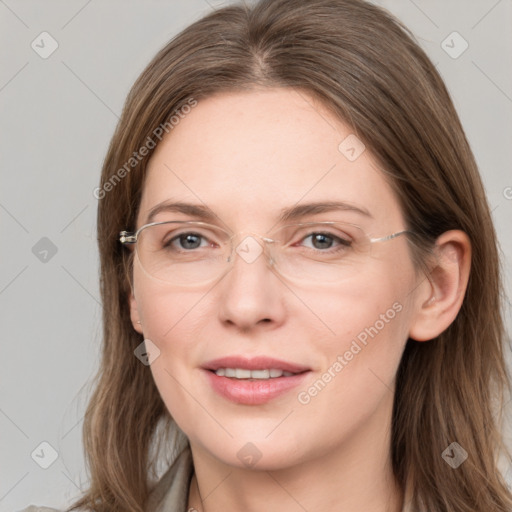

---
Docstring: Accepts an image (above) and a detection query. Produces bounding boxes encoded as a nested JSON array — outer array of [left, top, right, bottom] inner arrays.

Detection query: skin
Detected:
[[128, 88, 471, 512]]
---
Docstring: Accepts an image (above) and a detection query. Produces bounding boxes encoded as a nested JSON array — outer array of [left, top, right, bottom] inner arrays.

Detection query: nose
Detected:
[[216, 234, 286, 331]]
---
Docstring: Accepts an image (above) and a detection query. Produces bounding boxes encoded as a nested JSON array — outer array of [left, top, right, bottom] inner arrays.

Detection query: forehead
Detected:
[[138, 88, 403, 230]]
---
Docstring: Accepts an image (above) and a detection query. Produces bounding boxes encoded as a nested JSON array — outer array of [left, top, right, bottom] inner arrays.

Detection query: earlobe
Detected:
[[408, 230, 471, 342], [129, 288, 144, 335]]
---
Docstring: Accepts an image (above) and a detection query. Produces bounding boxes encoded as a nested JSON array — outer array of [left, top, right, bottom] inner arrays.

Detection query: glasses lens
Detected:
[[269, 222, 371, 284], [136, 222, 230, 285], [134, 221, 374, 286]]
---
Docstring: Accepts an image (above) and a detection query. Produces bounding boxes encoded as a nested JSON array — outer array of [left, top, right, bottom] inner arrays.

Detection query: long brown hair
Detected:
[[68, 0, 512, 510]]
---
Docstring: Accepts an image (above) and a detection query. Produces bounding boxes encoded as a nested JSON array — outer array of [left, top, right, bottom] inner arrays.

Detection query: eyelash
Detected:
[[299, 232, 352, 251], [165, 231, 353, 252]]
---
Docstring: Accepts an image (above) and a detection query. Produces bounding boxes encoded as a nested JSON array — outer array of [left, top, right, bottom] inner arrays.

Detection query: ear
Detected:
[[129, 284, 144, 335], [408, 230, 471, 342], [124, 248, 144, 335]]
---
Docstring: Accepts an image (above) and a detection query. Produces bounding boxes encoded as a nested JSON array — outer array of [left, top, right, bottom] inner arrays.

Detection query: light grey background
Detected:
[[1, 0, 511, 510]]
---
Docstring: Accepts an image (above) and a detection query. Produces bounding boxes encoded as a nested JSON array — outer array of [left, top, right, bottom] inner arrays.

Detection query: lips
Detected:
[[202, 355, 311, 405], [202, 356, 310, 374]]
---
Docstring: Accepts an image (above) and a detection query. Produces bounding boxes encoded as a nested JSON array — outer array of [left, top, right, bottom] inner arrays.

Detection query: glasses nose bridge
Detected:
[[227, 229, 278, 266]]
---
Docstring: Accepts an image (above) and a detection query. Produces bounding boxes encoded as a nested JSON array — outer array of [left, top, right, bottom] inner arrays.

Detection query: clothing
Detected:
[[147, 443, 194, 512]]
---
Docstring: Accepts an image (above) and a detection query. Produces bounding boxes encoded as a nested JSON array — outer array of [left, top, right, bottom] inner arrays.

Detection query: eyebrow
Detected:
[[278, 201, 372, 223], [145, 200, 372, 226]]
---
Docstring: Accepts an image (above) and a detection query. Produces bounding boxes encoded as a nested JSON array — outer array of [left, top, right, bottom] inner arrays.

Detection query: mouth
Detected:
[[202, 356, 311, 405], [209, 368, 299, 380]]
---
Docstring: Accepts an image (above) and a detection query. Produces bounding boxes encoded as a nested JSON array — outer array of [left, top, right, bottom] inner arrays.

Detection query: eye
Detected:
[[165, 232, 212, 251], [300, 231, 352, 251]]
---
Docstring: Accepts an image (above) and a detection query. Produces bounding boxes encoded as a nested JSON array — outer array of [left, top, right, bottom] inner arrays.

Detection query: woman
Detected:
[[22, 0, 512, 511]]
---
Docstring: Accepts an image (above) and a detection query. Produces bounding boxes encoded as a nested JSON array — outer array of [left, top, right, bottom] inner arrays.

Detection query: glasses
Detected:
[[119, 220, 410, 286]]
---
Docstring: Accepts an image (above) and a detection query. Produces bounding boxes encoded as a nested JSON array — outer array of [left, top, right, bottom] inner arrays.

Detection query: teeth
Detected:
[[252, 369, 270, 379], [235, 368, 251, 379], [214, 368, 295, 379]]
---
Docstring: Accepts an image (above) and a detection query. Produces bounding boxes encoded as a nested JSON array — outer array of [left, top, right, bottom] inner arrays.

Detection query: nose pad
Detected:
[[263, 239, 279, 270]]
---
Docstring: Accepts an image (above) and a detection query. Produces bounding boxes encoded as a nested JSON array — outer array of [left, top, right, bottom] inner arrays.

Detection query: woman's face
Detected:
[[129, 88, 424, 470]]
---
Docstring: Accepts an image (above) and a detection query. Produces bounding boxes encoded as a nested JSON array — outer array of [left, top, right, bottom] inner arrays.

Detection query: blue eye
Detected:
[[301, 232, 352, 251], [166, 232, 210, 251]]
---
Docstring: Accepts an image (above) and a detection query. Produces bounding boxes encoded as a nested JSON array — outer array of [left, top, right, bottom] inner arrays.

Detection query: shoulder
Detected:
[[17, 507, 62, 512], [18, 444, 193, 512], [147, 442, 194, 512]]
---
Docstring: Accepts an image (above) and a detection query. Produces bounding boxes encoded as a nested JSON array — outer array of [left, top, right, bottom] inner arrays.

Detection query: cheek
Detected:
[[291, 293, 408, 446], [133, 259, 210, 344], [132, 269, 218, 386], [133, 277, 210, 425], [307, 267, 407, 340], [306, 267, 413, 386]]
